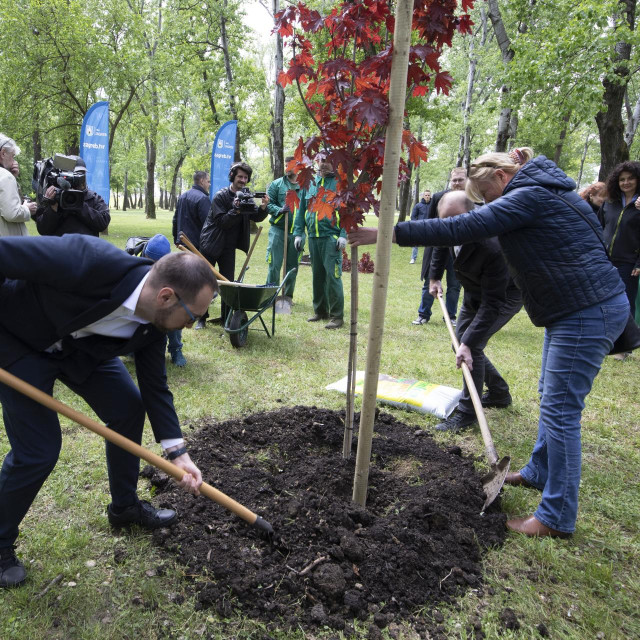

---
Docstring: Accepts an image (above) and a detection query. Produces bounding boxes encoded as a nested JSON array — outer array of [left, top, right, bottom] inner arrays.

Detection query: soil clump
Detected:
[[144, 406, 507, 633]]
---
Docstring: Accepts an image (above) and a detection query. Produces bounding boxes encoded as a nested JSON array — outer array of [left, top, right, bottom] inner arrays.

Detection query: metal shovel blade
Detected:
[[274, 296, 292, 314], [481, 456, 511, 511]]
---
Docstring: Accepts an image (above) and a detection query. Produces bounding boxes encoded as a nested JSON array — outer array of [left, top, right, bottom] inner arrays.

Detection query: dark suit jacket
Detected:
[[429, 239, 521, 348], [420, 189, 447, 281], [0, 234, 181, 442]]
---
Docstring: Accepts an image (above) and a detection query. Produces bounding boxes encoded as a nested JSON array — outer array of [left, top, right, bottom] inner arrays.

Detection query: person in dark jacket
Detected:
[[428, 191, 522, 432], [348, 149, 628, 539], [33, 156, 110, 237], [600, 162, 640, 321], [200, 161, 268, 322], [409, 189, 430, 264], [0, 235, 217, 587], [172, 170, 211, 329], [412, 168, 463, 326]]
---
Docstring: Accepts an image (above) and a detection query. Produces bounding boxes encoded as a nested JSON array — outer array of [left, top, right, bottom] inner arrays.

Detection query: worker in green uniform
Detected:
[[293, 159, 346, 329], [265, 156, 301, 301]]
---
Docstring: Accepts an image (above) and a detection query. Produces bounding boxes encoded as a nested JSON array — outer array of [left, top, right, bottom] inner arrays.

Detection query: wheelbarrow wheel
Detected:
[[229, 310, 249, 348]]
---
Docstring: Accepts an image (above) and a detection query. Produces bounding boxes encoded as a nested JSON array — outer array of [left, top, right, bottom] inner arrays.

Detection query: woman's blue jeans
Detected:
[[519, 293, 629, 533]]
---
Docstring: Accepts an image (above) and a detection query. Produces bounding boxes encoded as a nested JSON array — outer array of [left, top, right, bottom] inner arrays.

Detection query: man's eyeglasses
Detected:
[[174, 291, 218, 325]]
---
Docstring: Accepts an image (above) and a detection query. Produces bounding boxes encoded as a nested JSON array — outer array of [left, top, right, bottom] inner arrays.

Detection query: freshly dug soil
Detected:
[[144, 406, 507, 634]]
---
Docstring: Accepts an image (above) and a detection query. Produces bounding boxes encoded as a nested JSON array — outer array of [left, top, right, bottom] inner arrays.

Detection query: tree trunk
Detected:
[[352, 0, 413, 508], [220, 0, 240, 161], [145, 133, 157, 219], [170, 156, 185, 210], [123, 170, 130, 211], [553, 113, 571, 165], [487, 0, 516, 152], [596, 0, 636, 179], [397, 162, 412, 222], [576, 133, 592, 191], [32, 129, 42, 161], [271, 0, 285, 179], [343, 245, 359, 459]]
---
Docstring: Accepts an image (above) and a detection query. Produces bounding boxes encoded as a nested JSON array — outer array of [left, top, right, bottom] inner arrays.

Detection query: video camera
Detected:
[[33, 153, 87, 213], [233, 188, 266, 214]]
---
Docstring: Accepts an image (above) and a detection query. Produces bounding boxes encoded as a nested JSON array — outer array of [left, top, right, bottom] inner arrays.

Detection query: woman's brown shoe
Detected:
[[506, 515, 571, 539], [505, 472, 534, 488]]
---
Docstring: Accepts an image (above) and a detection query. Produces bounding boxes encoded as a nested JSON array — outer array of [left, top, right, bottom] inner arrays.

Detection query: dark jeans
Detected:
[[612, 260, 639, 317], [167, 330, 183, 354], [0, 354, 146, 548], [455, 293, 523, 415], [418, 254, 460, 320]]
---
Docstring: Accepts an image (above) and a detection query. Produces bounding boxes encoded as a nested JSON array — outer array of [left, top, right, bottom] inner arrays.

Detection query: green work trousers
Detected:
[[309, 235, 344, 320], [266, 225, 300, 297]]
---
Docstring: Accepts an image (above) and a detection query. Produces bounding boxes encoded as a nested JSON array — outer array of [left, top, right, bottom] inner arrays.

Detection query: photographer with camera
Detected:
[[33, 155, 110, 237], [0, 133, 37, 237], [200, 161, 269, 321]]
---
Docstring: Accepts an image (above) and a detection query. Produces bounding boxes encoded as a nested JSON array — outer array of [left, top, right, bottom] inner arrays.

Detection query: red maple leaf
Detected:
[[285, 190, 300, 212], [412, 85, 429, 98], [434, 71, 453, 95], [309, 187, 337, 221]]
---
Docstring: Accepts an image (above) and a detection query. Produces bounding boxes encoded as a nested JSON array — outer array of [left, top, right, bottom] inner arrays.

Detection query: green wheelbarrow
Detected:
[[218, 269, 296, 348]]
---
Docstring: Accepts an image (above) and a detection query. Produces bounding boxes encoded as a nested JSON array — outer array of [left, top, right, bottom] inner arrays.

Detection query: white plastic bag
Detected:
[[326, 371, 461, 419]]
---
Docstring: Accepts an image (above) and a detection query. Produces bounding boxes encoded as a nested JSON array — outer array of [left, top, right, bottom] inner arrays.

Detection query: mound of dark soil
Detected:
[[144, 406, 506, 634]]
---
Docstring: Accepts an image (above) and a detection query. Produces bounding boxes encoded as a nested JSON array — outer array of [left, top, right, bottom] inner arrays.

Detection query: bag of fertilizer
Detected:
[[326, 371, 461, 419]]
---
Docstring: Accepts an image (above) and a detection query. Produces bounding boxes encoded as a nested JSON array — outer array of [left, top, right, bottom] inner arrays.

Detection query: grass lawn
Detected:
[[1, 208, 639, 639]]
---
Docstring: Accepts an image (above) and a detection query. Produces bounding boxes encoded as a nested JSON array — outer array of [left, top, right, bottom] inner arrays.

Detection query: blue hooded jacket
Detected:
[[395, 156, 624, 326]]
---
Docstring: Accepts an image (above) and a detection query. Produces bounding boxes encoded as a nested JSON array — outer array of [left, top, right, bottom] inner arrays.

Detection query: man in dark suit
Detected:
[[0, 234, 217, 587], [409, 189, 431, 264], [428, 191, 522, 432], [412, 167, 464, 326]]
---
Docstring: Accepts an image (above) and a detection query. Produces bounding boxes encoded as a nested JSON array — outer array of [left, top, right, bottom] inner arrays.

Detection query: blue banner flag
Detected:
[[210, 120, 237, 201], [80, 101, 110, 205]]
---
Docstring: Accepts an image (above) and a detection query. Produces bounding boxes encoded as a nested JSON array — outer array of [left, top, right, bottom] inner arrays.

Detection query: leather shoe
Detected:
[[307, 314, 327, 322], [434, 410, 476, 432], [506, 515, 571, 539], [0, 546, 26, 588], [107, 500, 177, 529], [194, 318, 207, 330], [325, 318, 343, 329], [504, 471, 536, 488], [481, 391, 512, 409]]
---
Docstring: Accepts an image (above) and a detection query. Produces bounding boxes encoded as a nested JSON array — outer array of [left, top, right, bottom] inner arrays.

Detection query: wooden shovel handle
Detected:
[[238, 226, 262, 282], [178, 232, 230, 282], [0, 367, 259, 525], [437, 295, 499, 465]]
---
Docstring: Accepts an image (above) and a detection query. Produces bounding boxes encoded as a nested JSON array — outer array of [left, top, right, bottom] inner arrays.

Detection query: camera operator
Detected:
[[0, 133, 37, 237], [200, 161, 269, 321], [34, 155, 110, 237]]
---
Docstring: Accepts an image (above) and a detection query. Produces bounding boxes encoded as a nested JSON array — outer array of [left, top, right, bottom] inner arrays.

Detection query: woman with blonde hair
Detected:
[[0, 134, 37, 236], [349, 148, 628, 538]]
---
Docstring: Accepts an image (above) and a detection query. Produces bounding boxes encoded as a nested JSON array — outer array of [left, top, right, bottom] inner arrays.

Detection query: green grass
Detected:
[[1, 209, 639, 639]]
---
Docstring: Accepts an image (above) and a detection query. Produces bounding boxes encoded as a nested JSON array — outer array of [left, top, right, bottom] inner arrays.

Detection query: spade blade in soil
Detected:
[[481, 456, 510, 511]]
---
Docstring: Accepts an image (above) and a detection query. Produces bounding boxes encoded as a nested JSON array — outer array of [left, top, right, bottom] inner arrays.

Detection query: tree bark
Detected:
[[271, 0, 285, 179], [352, 0, 413, 507], [596, 0, 636, 179], [123, 170, 130, 211], [145, 132, 157, 219], [220, 0, 240, 160], [553, 112, 571, 165]]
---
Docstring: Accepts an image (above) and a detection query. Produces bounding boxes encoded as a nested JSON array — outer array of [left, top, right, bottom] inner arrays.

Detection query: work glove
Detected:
[[336, 237, 347, 251], [279, 205, 290, 215], [294, 236, 304, 252]]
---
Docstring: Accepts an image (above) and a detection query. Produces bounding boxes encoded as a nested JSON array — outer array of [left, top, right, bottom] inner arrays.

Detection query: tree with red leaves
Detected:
[[275, 0, 473, 463], [275, 0, 474, 230]]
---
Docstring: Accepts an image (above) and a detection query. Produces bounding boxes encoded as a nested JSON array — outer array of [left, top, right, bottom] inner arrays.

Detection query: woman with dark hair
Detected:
[[349, 149, 628, 538], [579, 181, 607, 214], [601, 162, 640, 326]]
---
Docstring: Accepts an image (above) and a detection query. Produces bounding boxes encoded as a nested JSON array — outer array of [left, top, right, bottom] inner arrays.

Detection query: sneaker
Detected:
[[481, 391, 512, 409], [451, 318, 457, 328], [307, 314, 326, 322], [0, 546, 26, 588], [434, 410, 477, 432], [107, 500, 177, 529], [412, 317, 429, 325], [612, 352, 629, 361], [170, 350, 187, 367], [409, 259, 416, 264], [325, 318, 344, 329], [194, 318, 207, 330]]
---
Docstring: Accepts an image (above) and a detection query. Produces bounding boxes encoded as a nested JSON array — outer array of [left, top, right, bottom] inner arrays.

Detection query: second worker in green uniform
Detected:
[[265, 157, 301, 301], [293, 159, 346, 329]]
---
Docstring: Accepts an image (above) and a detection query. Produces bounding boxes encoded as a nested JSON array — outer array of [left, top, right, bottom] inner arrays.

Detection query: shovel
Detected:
[[0, 367, 274, 537], [437, 295, 510, 510], [274, 210, 292, 314]]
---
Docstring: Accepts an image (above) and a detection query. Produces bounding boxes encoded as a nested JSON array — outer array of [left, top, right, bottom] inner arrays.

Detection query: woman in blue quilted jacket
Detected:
[[349, 149, 629, 538]]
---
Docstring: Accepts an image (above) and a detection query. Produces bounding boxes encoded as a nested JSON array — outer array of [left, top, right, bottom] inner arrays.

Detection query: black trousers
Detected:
[[455, 292, 523, 415], [210, 248, 236, 321], [0, 354, 146, 548]]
